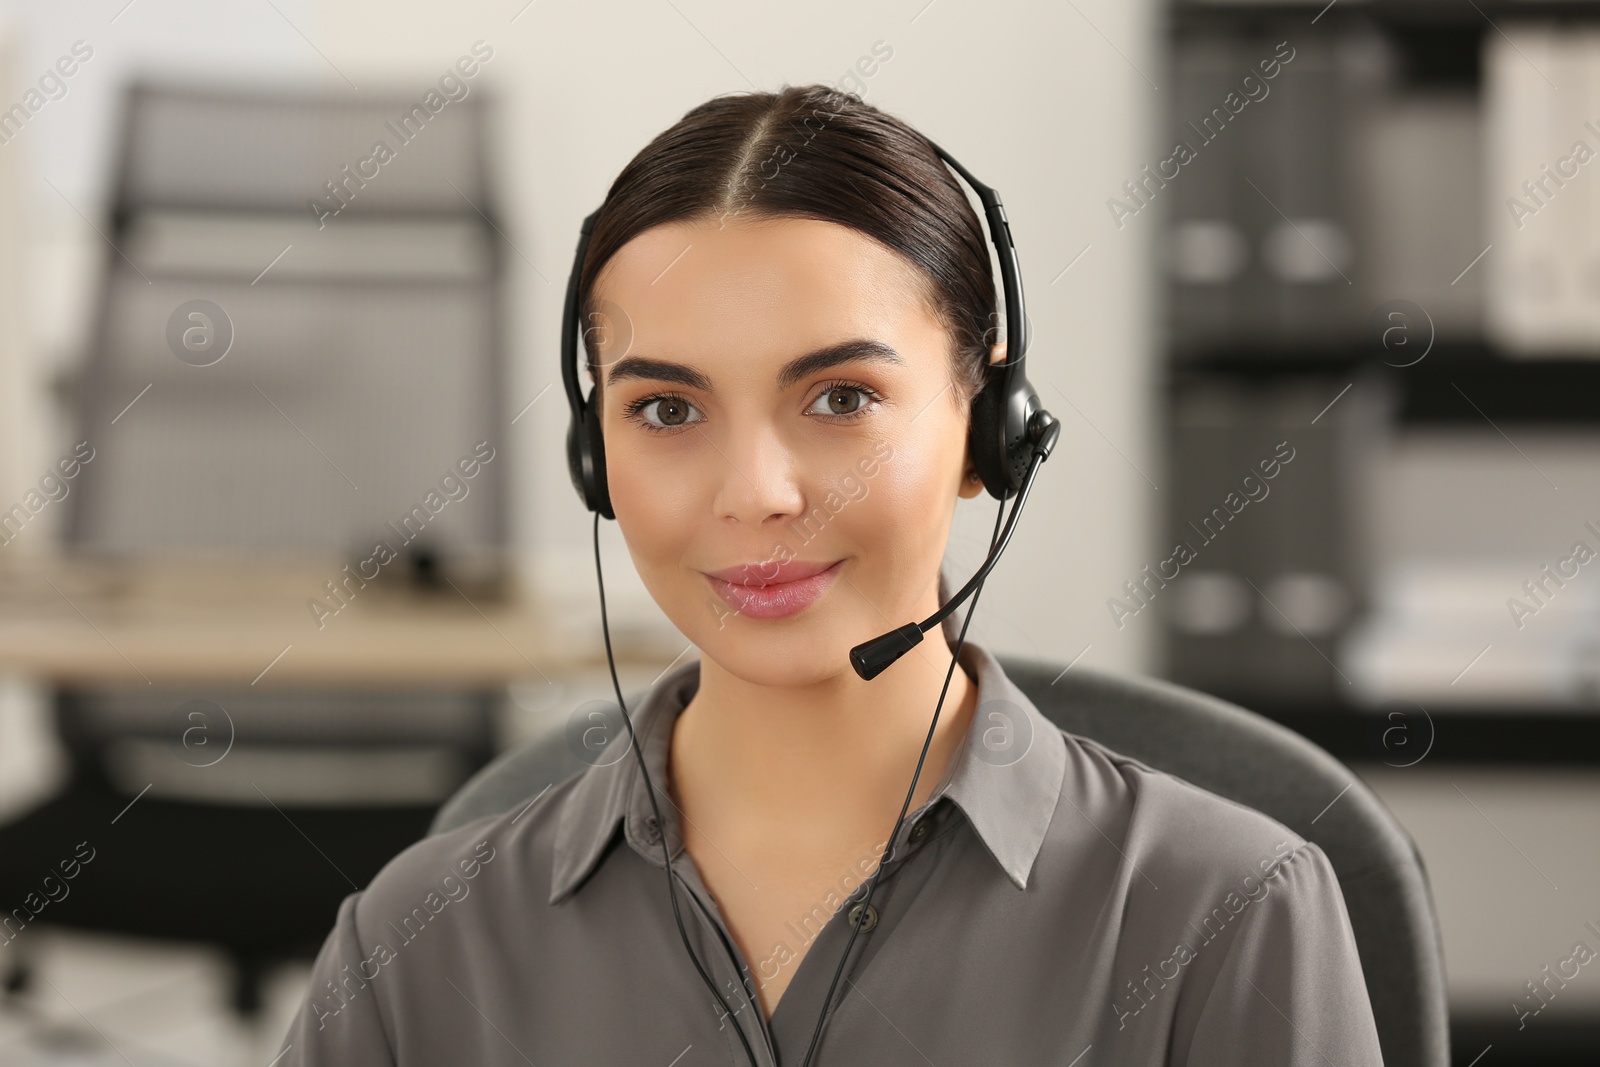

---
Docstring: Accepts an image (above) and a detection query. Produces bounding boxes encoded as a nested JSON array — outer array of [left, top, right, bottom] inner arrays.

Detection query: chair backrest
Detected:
[[52, 80, 512, 800], [66, 80, 508, 573], [432, 653, 1449, 1067]]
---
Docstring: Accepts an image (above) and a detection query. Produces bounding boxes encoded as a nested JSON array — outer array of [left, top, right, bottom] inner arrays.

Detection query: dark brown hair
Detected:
[[579, 84, 996, 413]]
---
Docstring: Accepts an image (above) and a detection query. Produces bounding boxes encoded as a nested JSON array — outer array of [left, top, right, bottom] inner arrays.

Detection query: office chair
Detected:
[[0, 79, 508, 1017], [430, 654, 1451, 1067]]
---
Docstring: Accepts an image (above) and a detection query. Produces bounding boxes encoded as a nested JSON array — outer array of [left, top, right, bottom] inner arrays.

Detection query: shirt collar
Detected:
[[550, 566, 1067, 905]]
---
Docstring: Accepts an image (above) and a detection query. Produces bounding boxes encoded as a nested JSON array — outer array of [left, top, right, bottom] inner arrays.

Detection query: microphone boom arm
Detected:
[[849, 408, 1061, 680]]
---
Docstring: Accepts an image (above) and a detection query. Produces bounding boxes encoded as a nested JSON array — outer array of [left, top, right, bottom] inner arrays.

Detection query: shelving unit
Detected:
[[1157, 11, 1600, 1058], [1176, 346, 1600, 425], [1156, 1, 1600, 766]]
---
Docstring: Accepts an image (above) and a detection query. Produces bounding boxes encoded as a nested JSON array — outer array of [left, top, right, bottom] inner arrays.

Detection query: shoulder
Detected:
[[343, 769, 579, 940], [276, 771, 595, 1063], [1049, 726, 1312, 894], [1040, 727, 1378, 1045]]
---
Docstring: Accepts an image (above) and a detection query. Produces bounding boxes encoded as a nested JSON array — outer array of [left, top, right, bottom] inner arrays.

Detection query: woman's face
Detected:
[[590, 214, 990, 686]]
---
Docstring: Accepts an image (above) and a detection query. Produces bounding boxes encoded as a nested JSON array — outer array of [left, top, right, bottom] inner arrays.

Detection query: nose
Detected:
[[708, 418, 806, 528]]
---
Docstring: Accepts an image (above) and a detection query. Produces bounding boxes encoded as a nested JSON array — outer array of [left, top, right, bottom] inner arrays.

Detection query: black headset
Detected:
[[561, 136, 1059, 1067]]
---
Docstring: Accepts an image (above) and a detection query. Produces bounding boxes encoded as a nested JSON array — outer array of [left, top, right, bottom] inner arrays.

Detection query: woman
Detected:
[[279, 84, 1383, 1066]]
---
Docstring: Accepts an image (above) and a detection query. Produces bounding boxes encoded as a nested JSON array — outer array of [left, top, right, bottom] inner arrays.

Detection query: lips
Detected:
[[702, 559, 844, 620], [704, 559, 842, 586]]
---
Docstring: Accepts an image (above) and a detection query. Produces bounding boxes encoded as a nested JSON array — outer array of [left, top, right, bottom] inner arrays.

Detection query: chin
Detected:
[[686, 605, 863, 688]]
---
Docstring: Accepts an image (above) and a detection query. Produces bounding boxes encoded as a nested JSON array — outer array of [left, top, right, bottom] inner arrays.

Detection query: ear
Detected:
[[957, 343, 1010, 499], [958, 465, 986, 499]]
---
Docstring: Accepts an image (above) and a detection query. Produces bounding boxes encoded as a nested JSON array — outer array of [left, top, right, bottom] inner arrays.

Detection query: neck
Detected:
[[669, 623, 980, 851]]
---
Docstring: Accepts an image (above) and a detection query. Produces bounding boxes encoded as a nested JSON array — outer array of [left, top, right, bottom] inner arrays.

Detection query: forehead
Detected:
[[591, 216, 942, 379]]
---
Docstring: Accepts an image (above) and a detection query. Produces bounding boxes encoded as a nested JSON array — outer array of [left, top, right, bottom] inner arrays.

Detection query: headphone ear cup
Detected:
[[564, 412, 590, 512], [968, 362, 1041, 500], [566, 385, 615, 519], [967, 370, 1009, 499], [584, 386, 614, 520]]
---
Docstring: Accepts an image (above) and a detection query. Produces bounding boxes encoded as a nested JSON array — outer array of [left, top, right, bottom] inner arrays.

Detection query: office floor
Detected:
[[0, 928, 309, 1067]]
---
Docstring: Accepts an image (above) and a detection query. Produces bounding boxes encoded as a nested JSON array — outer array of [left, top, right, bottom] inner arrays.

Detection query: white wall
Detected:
[[3, 0, 1161, 676], [0, 0, 318, 541], [0, 15, 35, 522]]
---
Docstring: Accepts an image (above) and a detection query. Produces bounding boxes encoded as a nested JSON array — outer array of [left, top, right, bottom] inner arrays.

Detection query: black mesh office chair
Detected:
[[0, 79, 509, 1016], [430, 654, 1451, 1067]]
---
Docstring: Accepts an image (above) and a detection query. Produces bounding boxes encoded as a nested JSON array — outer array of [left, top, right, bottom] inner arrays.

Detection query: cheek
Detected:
[[605, 439, 725, 629], [836, 433, 960, 557], [609, 453, 699, 560], [866, 427, 960, 509], [613, 488, 730, 643]]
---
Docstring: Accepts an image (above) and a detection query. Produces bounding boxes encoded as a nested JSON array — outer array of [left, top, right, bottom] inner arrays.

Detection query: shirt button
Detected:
[[908, 819, 930, 845], [847, 902, 878, 933], [643, 816, 661, 843]]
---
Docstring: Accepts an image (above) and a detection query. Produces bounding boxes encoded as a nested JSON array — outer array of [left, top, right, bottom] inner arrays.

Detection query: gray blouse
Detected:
[[278, 637, 1384, 1066]]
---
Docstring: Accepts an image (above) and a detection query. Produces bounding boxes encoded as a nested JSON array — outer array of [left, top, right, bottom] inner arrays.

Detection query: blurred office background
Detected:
[[0, 0, 1594, 1064]]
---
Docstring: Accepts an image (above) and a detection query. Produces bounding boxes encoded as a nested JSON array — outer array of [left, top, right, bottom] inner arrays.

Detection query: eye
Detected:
[[807, 381, 884, 420], [624, 393, 705, 434]]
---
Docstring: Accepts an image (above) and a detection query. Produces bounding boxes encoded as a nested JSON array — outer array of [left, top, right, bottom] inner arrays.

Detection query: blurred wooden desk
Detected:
[[0, 556, 669, 688]]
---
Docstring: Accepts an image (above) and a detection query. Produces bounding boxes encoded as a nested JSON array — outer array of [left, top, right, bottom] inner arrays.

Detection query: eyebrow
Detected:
[[602, 338, 905, 393]]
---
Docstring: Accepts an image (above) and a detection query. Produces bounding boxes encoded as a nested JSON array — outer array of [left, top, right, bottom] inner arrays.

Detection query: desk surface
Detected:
[[0, 555, 672, 687]]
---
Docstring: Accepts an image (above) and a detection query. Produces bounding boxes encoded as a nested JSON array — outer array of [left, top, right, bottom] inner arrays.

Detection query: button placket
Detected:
[[668, 842, 780, 1067]]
